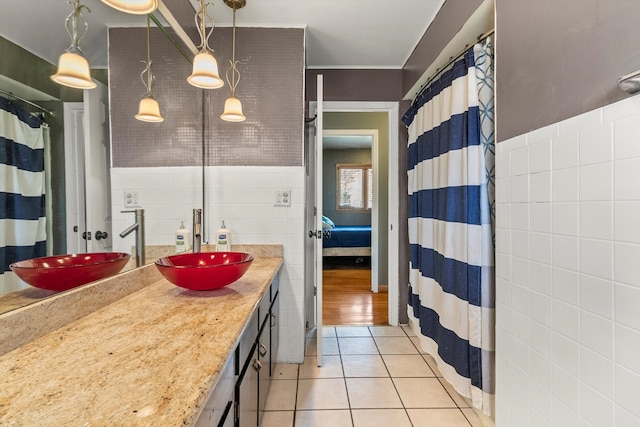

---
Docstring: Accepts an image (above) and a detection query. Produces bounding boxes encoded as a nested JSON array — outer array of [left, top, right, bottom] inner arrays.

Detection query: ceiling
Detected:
[[0, 0, 444, 70], [324, 134, 372, 150]]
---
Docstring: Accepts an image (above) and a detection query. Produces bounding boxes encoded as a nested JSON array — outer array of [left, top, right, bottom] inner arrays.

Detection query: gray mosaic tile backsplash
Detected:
[[109, 27, 304, 167]]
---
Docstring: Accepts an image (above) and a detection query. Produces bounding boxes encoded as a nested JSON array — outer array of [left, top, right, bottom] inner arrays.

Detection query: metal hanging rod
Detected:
[[415, 29, 495, 100], [0, 88, 55, 117], [148, 12, 192, 64]]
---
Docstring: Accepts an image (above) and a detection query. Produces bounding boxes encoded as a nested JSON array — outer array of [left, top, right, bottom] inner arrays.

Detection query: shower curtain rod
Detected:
[[0, 88, 55, 117], [415, 28, 495, 101]]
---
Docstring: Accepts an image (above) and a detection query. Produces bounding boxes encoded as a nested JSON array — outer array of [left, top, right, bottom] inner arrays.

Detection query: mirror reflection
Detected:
[[0, 1, 182, 315]]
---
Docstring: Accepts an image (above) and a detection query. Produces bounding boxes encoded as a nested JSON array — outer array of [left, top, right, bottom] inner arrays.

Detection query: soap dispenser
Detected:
[[175, 221, 190, 253], [215, 221, 231, 252]]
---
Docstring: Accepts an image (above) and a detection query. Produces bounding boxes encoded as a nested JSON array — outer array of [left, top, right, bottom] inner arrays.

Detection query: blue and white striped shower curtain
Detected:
[[402, 41, 495, 416], [0, 96, 48, 293]]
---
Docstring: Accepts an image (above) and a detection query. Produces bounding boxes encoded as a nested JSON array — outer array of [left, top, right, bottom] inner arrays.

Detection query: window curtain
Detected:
[[0, 96, 48, 294], [402, 39, 495, 416]]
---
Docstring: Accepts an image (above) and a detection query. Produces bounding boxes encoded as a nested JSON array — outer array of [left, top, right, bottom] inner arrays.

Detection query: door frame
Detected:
[[308, 100, 400, 327], [64, 102, 86, 254]]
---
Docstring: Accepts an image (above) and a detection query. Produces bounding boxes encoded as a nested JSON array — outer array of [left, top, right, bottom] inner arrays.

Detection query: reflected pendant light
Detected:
[[135, 16, 164, 123], [51, 0, 96, 89], [220, 0, 246, 122], [187, 0, 224, 89], [100, 0, 158, 15]]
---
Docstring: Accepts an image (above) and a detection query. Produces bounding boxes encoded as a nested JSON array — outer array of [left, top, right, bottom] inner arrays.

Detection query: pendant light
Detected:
[[100, 0, 158, 15], [51, 0, 96, 90], [220, 0, 246, 122], [187, 0, 224, 89], [135, 16, 164, 123]]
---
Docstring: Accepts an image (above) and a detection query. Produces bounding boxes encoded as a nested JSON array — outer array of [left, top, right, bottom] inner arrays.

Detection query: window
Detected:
[[336, 164, 372, 211]]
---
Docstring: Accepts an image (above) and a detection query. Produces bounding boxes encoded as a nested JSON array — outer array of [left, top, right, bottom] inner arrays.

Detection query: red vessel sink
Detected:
[[10, 252, 131, 292], [155, 252, 254, 291]]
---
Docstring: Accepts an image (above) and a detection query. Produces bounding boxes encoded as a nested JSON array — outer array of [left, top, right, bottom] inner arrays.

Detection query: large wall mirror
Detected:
[[0, 1, 192, 314]]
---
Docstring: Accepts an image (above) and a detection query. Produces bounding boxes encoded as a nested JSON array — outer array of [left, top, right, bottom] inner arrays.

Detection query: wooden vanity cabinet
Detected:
[[235, 274, 280, 427], [194, 272, 280, 427], [194, 352, 235, 427]]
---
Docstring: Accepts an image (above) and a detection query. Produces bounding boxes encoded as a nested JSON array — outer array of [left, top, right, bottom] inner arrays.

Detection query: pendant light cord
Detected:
[[226, 6, 240, 96], [146, 15, 152, 94], [231, 7, 236, 91], [66, 0, 90, 52], [195, 0, 214, 52]]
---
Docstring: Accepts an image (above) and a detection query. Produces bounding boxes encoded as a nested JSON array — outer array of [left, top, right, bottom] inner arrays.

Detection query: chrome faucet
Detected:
[[120, 209, 145, 267], [193, 208, 202, 253]]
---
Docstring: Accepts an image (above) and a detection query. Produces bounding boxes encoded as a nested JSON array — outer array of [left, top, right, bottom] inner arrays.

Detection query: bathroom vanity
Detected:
[[0, 246, 283, 426], [196, 262, 280, 427]]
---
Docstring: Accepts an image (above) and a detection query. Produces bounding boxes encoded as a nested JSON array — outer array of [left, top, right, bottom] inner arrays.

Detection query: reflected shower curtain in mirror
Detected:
[[0, 96, 48, 294], [402, 40, 495, 416]]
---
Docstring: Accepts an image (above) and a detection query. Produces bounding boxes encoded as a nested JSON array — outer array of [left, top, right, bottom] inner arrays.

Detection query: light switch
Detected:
[[275, 189, 291, 206], [124, 190, 141, 208]]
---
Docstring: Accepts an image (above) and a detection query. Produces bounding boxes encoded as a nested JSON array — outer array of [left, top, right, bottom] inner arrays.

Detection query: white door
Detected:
[[83, 81, 112, 252], [304, 109, 317, 331], [64, 85, 111, 255], [311, 75, 324, 366]]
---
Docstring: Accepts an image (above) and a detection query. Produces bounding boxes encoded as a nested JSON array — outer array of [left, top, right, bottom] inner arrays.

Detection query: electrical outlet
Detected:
[[275, 189, 291, 206], [123, 190, 141, 208]]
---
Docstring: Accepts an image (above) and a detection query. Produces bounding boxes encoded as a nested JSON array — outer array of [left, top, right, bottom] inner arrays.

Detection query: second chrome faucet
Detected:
[[193, 208, 202, 253], [120, 208, 201, 265], [120, 208, 145, 267]]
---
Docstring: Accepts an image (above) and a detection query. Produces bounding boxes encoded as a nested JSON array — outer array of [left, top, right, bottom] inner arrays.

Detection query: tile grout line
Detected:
[[372, 325, 419, 427], [334, 327, 356, 426], [287, 325, 478, 427], [292, 355, 300, 427], [408, 326, 475, 426], [393, 326, 475, 425]]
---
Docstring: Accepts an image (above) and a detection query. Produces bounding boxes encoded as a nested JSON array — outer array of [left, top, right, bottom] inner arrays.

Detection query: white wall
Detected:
[[111, 166, 306, 364], [495, 95, 640, 426]]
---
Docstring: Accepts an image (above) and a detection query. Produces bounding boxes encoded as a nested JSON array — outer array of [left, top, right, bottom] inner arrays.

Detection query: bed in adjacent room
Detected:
[[322, 219, 372, 257]]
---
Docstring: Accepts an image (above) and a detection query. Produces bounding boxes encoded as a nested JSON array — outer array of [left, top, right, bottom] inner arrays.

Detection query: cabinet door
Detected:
[[257, 320, 270, 424], [237, 344, 259, 427], [218, 401, 234, 427], [270, 291, 279, 377], [238, 311, 259, 375], [194, 354, 235, 427]]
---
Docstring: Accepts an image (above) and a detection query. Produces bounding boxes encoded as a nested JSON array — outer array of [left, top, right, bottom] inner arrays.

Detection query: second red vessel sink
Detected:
[[10, 252, 131, 292]]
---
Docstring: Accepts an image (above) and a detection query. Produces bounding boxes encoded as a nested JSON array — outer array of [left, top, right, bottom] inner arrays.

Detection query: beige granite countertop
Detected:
[[0, 255, 282, 426], [0, 287, 57, 315]]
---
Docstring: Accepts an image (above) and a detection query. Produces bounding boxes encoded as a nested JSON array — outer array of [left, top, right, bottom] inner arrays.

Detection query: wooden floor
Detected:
[[322, 268, 388, 326]]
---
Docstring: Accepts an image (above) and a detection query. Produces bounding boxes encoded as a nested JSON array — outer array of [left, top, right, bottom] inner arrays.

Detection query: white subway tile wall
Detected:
[[111, 166, 306, 364], [495, 95, 640, 426]]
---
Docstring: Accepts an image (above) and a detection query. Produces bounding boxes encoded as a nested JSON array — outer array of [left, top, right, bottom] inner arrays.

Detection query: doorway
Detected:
[[305, 100, 400, 331], [322, 128, 385, 325]]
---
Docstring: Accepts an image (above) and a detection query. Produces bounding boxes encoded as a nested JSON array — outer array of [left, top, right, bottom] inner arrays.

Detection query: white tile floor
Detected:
[[262, 325, 485, 427]]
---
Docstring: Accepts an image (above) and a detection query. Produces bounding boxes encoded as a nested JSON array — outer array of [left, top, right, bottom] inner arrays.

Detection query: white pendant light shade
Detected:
[[220, 96, 246, 122], [51, 51, 97, 89], [100, 0, 158, 14], [220, 1, 247, 122], [51, 0, 96, 89], [188, 51, 224, 89], [135, 96, 164, 122]]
